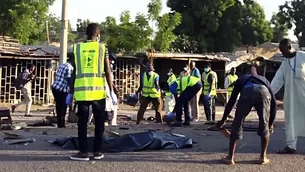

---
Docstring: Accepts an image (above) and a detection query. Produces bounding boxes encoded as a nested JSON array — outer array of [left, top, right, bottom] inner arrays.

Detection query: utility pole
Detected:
[[46, 21, 50, 46], [59, 0, 68, 65]]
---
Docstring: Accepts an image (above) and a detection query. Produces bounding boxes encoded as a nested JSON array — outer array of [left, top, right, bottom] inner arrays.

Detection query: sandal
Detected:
[[257, 158, 270, 165], [220, 156, 235, 165], [276, 146, 296, 154]]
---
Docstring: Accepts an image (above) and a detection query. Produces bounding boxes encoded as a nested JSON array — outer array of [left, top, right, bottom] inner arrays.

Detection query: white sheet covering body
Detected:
[[271, 51, 305, 149]]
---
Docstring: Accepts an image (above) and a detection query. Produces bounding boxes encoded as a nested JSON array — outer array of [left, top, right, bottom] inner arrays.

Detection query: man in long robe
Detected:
[[271, 38, 305, 154]]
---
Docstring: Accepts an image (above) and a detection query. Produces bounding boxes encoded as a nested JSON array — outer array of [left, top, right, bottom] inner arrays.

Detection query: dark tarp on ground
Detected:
[[49, 131, 193, 153]]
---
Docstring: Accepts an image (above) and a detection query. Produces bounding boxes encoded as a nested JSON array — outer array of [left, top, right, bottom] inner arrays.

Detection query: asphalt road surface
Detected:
[[0, 108, 305, 172]]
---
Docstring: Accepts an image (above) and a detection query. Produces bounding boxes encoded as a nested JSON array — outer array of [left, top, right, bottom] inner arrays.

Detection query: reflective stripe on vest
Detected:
[[142, 72, 161, 98], [228, 74, 238, 96], [203, 71, 216, 96], [172, 76, 199, 94], [166, 74, 176, 97], [73, 42, 106, 101]]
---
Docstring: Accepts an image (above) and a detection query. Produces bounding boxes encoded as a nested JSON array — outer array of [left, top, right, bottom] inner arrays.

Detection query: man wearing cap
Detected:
[[165, 68, 176, 115], [133, 64, 162, 124]]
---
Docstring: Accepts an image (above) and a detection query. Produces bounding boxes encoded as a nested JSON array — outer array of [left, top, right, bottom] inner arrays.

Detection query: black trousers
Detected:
[[52, 88, 68, 128], [175, 83, 201, 122], [77, 99, 106, 154], [231, 84, 271, 140], [203, 96, 216, 121]]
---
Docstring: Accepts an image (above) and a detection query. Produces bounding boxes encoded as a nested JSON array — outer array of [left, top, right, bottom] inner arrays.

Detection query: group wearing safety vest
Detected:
[[166, 74, 177, 97], [73, 41, 106, 101], [169, 76, 200, 94], [142, 72, 161, 98], [227, 74, 238, 96], [203, 71, 217, 96]]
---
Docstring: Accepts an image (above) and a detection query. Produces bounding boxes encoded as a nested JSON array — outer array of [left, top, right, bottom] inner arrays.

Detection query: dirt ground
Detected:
[[0, 104, 305, 172]]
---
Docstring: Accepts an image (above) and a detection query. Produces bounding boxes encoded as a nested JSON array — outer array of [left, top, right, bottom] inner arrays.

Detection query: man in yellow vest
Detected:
[[202, 63, 217, 123], [167, 76, 202, 127], [67, 23, 117, 161], [225, 67, 239, 119], [164, 68, 176, 115], [133, 64, 162, 124], [225, 67, 238, 97]]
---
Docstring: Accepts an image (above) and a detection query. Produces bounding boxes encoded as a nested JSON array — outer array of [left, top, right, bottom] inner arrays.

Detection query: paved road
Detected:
[[0, 108, 305, 172]]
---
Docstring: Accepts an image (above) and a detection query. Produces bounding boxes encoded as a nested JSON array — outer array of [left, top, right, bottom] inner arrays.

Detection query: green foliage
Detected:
[[102, 11, 152, 53], [167, 0, 237, 52], [0, 0, 55, 44], [270, 13, 288, 43], [43, 13, 77, 43], [239, 0, 273, 46], [147, 0, 162, 21], [147, 0, 182, 52], [167, 0, 281, 52], [278, 0, 305, 47], [154, 12, 182, 52], [170, 34, 198, 53]]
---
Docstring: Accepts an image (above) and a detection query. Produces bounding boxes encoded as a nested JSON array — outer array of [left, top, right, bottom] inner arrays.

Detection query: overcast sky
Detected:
[[49, 0, 296, 41]]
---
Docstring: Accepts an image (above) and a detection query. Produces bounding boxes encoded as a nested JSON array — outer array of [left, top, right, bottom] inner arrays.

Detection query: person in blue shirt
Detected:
[[217, 65, 277, 165], [189, 61, 202, 121]]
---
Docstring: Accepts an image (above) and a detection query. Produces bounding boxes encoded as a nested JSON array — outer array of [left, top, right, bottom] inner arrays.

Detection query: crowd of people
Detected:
[[10, 22, 305, 165]]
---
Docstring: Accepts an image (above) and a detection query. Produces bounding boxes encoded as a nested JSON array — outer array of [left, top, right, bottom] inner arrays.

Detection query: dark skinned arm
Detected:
[[104, 48, 113, 92], [220, 78, 243, 121], [208, 74, 215, 93], [136, 74, 143, 94], [155, 75, 160, 90], [68, 53, 75, 94]]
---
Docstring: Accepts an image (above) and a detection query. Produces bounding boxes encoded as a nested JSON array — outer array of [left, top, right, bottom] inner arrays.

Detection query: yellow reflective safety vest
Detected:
[[73, 42, 106, 101], [170, 76, 200, 94], [166, 74, 177, 97], [142, 72, 161, 98], [203, 71, 216, 96], [228, 74, 238, 96]]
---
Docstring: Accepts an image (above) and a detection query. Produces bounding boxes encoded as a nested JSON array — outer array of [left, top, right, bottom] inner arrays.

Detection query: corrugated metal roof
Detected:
[[135, 52, 230, 62]]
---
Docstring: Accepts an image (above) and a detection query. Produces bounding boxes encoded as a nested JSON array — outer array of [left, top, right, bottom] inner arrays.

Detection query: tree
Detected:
[[76, 19, 92, 37], [239, 0, 273, 46], [43, 13, 77, 43], [270, 13, 288, 43], [0, 0, 55, 44], [170, 34, 199, 53], [102, 11, 152, 53], [154, 12, 182, 52], [277, 0, 305, 47], [147, 0, 182, 52], [167, 0, 237, 52], [215, 0, 243, 52]]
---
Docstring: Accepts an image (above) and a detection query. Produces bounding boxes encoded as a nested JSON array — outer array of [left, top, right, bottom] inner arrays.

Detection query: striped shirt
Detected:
[[52, 62, 74, 93]]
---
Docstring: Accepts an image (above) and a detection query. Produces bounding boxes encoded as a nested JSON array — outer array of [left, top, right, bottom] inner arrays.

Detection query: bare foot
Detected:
[[220, 157, 235, 165], [258, 158, 270, 165]]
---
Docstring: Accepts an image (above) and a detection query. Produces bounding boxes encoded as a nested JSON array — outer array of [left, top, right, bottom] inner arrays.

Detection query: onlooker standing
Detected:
[[189, 61, 202, 121], [67, 23, 117, 161], [51, 60, 74, 128], [12, 64, 36, 117], [202, 63, 217, 123], [134, 64, 162, 124]]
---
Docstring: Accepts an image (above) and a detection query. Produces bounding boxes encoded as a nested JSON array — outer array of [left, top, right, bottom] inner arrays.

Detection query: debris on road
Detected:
[[3, 132, 23, 139], [8, 138, 35, 145]]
